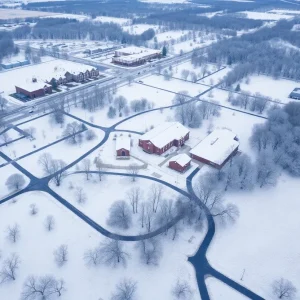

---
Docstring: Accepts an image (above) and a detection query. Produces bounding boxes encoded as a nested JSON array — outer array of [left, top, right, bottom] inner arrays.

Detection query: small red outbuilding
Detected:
[[116, 136, 131, 159], [169, 153, 191, 173]]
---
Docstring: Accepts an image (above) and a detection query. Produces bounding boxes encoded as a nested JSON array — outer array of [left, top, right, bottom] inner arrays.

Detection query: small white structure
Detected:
[[190, 129, 239, 169], [116, 136, 131, 159]]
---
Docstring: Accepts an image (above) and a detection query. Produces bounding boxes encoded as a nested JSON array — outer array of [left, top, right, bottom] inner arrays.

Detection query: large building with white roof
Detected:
[[112, 46, 161, 66], [139, 122, 190, 155], [15, 78, 52, 99], [189, 129, 239, 169]]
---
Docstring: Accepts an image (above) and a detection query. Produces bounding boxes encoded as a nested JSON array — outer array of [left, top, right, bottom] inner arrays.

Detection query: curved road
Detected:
[[0, 103, 265, 300]]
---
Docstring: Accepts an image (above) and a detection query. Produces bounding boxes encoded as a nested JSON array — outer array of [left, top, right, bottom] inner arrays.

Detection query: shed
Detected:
[[169, 153, 191, 173], [116, 136, 131, 159]]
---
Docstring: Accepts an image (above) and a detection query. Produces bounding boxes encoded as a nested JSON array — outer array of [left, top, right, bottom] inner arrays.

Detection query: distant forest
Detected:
[[193, 18, 300, 86]]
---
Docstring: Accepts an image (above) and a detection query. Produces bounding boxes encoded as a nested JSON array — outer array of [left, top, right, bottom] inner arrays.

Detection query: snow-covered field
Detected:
[[141, 75, 210, 97], [239, 11, 294, 20], [123, 24, 160, 35], [93, 16, 131, 25], [0, 8, 58, 20], [207, 173, 300, 299], [239, 75, 300, 103], [0, 189, 203, 300]]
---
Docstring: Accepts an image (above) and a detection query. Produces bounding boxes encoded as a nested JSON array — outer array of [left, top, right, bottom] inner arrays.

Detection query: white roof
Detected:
[[190, 129, 239, 166], [16, 79, 51, 92], [116, 136, 131, 151], [170, 153, 191, 166], [117, 46, 160, 56], [140, 122, 189, 148]]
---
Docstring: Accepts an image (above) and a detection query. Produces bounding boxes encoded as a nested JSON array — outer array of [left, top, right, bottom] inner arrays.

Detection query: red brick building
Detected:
[[190, 129, 239, 169], [116, 136, 131, 159], [139, 122, 190, 155], [15, 78, 52, 99], [169, 154, 191, 173]]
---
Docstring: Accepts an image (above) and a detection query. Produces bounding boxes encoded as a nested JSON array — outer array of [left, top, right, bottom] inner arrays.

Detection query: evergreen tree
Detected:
[[162, 46, 167, 57]]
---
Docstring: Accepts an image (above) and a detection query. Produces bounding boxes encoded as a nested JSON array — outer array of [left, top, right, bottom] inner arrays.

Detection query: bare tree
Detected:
[[94, 156, 106, 181], [111, 278, 137, 300], [21, 275, 65, 300], [272, 278, 297, 299], [114, 96, 128, 116], [6, 224, 20, 243], [45, 215, 55, 231], [0, 95, 8, 112], [172, 91, 190, 105], [139, 202, 146, 228], [54, 244, 68, 267], [127, 187, 142, 214], [127, 75, 134, 86], [107, 200, 132, 230], [0, 253, 20, 284], [50, 159, 67, 187], [81, 158, 91, 180], [38, 153, 53, 175], [85, 129, 96, 141], [75, 187, 87, 205], [145, 203, 155, 233], [190, 71, 197, 83], [0, 132, 11, 146], [5, 174, 26, 191], [84, 246, 101, 267], [172, 280, 193, 300], [99, 239, 129, 268], [29, 204, 38, 215], [127, 164, 139, 182], [62, 122, 82, 144], [149, 184, 164, 213], [136, 238, 162, 266], [24, 127, 36, 140], [256, 152, 279, 188], [181, 69, 190, 80]]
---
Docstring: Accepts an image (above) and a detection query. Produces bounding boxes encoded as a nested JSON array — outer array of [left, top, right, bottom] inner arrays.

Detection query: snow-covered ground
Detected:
[[206, 277, 249, 300], [51, 174, 179, 235], [40, 13, 89, 22], [1, 114, 76, 159], [239, 75, 300, 103], [141, 75, 210, 97], [207, 173, 300, 299], [123, 24, 160, 35], [0, 8, 59, 20], [139, 0, 188, 3], [93, 16, 131, 25], [239, 11, 294, 20], [0, 189, 203, 300]]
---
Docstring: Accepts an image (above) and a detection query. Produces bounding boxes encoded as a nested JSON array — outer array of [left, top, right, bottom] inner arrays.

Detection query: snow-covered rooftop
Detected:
[[190, 129, 239, 166], [117, 46, 160, 56], [140, 122, 189, 148], [16, 78, 51, 92], [170, 153, 191, 166], [116, 136, 131, 151]]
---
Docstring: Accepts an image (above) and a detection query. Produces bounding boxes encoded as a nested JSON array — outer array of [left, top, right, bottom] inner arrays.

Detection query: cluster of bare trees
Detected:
[[38, 153, 67, 186], [250, 103, 300, 177], [174, 93, 221, 128], [62, 121, 85, 145], [227, 91, 270, 114], [84, 239, 129, 268], [180, 65, 210, 82], [21, 275, 65, 300], [0, 253, 20, 284]]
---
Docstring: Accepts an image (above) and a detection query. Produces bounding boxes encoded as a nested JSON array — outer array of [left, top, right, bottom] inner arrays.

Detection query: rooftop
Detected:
[[190, 129, 239, 166], [16, 78, 51, 93], [170, 153, 191, 166], [116, 136, 131, 151], [140, 122, 189, 148]]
